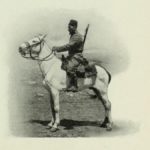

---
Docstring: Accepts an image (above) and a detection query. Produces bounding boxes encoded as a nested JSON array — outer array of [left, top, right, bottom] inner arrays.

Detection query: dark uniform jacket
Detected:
[[56, 31, 83, 58]]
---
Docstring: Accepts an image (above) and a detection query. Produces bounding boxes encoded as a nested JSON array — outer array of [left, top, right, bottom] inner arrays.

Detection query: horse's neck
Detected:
[[39, 42, 51, 59], [38, 42, 62, 77]]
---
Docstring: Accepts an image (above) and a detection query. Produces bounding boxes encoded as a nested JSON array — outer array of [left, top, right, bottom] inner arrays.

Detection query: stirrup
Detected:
[[66, 86, 78, 92]]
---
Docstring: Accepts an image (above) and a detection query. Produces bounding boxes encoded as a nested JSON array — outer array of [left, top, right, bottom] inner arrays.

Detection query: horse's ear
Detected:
[[39, 34, 47, 40], [43, 34, 47, 39]]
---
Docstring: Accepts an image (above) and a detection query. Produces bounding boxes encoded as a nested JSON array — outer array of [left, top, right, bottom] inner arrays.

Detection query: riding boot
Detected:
[[73, 75, 78, 91], [67, 73, 78, 92]]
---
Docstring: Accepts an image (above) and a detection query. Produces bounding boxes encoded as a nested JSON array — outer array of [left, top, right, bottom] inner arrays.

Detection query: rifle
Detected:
[[81, 24, 89, 52]]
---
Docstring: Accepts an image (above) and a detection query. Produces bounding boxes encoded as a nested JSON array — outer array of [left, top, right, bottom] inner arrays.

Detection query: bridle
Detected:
[[21, 37, 54, 61]]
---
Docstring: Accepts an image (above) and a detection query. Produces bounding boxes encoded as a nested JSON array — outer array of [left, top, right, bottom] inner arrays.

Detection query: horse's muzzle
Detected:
[[18, 46, 22, 52], [18, 46, 25, 56]]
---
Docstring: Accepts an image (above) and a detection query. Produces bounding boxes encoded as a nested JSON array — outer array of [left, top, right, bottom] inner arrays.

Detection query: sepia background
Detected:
[[0, 0, 150, 149]]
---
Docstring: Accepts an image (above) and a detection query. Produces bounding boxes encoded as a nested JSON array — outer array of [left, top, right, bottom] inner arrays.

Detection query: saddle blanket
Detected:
[[76, 75, 96, 91]]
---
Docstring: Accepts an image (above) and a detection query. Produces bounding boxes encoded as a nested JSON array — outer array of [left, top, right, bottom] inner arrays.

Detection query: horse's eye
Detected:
[[33, 40, 37, 43]]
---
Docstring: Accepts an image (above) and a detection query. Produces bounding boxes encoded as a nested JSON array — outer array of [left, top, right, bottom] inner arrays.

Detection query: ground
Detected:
[[9, 59, 138, 137]]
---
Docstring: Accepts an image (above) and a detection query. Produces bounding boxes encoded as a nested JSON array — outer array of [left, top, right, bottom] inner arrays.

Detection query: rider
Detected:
[[52, 19, 84, 92]]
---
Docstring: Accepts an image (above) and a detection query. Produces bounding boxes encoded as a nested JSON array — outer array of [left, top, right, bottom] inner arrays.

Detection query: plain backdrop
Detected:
[[0, 0, 150, 149]]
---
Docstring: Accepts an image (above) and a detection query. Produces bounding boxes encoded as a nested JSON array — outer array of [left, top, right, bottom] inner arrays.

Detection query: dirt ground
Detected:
[[9, 59, 137, 137]]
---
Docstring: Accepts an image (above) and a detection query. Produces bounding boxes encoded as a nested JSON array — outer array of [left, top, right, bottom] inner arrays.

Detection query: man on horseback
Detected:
[[52, 19, 86, 92], [19, 31, 113, 132]]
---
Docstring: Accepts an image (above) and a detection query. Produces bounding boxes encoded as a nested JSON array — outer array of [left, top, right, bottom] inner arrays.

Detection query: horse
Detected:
[[18, 34, 113, 132]]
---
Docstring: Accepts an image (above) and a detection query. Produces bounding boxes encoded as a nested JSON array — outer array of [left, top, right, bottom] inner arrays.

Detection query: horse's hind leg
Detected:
[[94, 85, 113, 131], [100, 91, 113, 131]]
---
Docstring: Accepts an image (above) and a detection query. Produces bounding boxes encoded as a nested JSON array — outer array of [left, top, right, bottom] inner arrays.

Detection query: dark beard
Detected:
[[69, 30, 75, 35]]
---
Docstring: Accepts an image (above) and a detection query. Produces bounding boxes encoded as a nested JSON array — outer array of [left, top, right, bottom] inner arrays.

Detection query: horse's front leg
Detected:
[[50, 86, 60, 132], [47, 91, 55, 128], [43, 80, 55, 128]]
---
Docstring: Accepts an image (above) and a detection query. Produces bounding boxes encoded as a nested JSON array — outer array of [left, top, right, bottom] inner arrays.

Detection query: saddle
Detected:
[[76, 62, 97, 78], [61, 55, 97, 78]]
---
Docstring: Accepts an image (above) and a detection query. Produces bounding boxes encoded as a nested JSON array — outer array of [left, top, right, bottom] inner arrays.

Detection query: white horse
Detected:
[[18, 34, 113, 132]]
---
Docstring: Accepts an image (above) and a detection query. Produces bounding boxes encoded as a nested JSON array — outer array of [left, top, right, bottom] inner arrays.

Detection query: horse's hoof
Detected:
[[46, 125, 52, 129], [99, 120, 107, 128], [50, 127, 59, 132], [47, 123, 53, 129], [106, 123, 113, 131]]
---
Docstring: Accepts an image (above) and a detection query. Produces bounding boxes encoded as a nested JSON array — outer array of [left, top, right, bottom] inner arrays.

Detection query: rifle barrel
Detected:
[[82, 24, 90, 51]]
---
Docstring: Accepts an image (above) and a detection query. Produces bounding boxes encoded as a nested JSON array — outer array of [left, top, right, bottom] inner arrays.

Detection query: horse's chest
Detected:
[[43, 69, 66, 89]]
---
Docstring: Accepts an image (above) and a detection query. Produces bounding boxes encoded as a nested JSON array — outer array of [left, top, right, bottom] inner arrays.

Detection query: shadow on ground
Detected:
[[29, 119, 101, 129], [28, 119, 140, 137]]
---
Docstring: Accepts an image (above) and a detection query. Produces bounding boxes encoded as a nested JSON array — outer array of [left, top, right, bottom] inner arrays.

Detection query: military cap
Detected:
[[69, 19, 78, 27]]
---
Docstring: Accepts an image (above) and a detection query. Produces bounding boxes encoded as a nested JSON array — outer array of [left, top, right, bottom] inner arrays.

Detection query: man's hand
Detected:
[[52, 46, 58, 52]]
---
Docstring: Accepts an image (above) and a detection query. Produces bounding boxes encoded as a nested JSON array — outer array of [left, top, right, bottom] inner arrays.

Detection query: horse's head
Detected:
[[18, 34, 47, 59]]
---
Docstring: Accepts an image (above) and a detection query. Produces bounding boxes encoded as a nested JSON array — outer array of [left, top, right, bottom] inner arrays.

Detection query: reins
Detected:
[[21, 39, 54, 61]]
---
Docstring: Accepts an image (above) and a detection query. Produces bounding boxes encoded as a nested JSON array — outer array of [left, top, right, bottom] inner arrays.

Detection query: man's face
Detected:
[[68, 24, 76, 34]]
